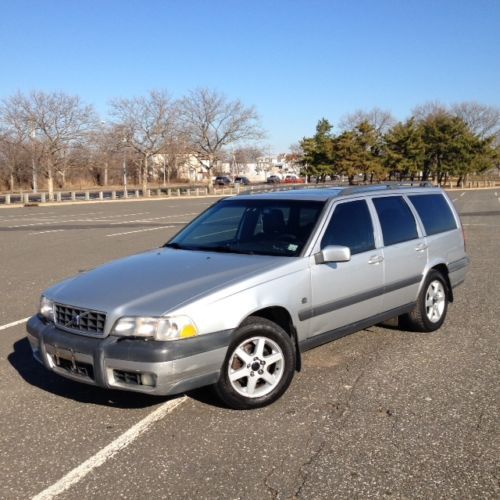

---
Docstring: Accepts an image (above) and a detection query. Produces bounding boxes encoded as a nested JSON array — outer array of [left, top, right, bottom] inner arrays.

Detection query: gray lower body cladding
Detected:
[[27, 315, 231, 396], [449, 256, 469, 289]]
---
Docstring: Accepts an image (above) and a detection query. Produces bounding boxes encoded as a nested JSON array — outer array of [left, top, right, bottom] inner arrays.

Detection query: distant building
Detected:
[[151, 152, 302, 183]]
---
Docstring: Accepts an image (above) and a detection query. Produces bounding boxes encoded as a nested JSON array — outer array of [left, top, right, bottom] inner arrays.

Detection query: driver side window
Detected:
[[321, 200, 375, 255]]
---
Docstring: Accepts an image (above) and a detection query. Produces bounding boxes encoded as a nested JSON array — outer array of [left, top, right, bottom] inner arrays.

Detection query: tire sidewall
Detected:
[[216, 319, 295, 410], [420, 271, 448, 331]]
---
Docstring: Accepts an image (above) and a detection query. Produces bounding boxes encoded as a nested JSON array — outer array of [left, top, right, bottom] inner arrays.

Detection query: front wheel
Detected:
[[215, 317, 295, 410], [402, 270, 449, 332]]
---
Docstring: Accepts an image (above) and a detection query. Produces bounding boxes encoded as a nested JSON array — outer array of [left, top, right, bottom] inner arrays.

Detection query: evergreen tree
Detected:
[[300, 118, 335, 181], [384, 118, 425, 180]]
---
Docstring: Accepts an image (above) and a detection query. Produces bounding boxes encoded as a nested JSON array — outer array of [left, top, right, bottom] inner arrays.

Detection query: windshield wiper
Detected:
[[198, 245, 237, 253], [165, 243, 253, 255]]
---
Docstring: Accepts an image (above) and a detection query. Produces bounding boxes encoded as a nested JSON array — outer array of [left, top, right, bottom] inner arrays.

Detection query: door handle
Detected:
[[368, 255, 384, 265], [415, 243, 428, 252]]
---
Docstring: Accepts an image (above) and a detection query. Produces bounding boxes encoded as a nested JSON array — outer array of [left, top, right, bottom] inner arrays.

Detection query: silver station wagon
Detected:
[[27, 185, 469, 409]]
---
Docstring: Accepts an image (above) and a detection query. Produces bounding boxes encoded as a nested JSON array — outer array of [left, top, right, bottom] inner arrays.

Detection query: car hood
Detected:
[[45, 248, 284, 318]]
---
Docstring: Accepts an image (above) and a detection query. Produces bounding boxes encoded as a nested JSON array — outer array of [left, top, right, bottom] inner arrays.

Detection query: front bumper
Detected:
[[27, 315, 231, 396]]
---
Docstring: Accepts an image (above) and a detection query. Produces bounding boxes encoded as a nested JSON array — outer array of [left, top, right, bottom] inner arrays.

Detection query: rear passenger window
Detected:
[[408, 194, 457, 235], [373, 196, 418, 246], [321, 200, 375, 255]]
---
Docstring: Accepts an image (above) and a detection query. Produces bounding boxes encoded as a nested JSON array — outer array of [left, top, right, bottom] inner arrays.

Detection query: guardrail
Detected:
[[3, 179, 495, 206], [0, 185, 245, 206], [0, 182, 338, 206]]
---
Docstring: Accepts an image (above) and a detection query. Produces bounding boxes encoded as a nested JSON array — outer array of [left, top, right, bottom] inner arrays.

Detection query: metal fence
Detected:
[[0, 186, 241, 205]]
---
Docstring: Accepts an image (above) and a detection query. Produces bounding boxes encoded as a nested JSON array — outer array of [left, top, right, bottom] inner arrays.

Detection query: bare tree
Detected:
[[110, 90, 177, 194], [180, 88, 265, 191], [1, 91, 97, 199], [84, 123, 129, 186], [451, 101, 500, 141], [411, 101, 449, 122], [339, 107, 396, 135], [0, 126, 27, 191]]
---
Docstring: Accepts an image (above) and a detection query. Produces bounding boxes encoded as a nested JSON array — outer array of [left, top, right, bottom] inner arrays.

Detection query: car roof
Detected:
[[235, 183, 442, 202]]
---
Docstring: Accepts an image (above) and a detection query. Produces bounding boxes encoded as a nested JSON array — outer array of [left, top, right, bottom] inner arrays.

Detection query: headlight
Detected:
[[111, 316, 198, 341], [40, 296, 55, 322]]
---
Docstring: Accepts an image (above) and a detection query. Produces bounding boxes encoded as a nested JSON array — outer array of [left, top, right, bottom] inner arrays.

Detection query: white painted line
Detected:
[[29, 229, 65, 235], [460, 192, 466, 197], [106, 225, 175, 237], [32, 397, 187, 500], [495, 192, 498, 197], [452, 198, 458, 202], [8, 212, 153, 228], [0, 317, 30, 331], [109, 212, 198, 225]]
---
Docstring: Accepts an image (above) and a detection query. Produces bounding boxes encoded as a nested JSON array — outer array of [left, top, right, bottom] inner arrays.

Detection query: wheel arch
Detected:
[[239, 306, 302, 372], [427, 263, 454, 303]]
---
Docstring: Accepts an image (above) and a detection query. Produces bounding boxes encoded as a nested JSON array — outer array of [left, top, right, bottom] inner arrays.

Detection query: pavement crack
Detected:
[[292, 440, 327, 499], [263, 459, 282, 500]]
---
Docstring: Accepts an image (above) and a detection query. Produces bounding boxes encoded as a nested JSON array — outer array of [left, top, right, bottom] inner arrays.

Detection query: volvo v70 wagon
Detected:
[[27, 185, 468, 409]]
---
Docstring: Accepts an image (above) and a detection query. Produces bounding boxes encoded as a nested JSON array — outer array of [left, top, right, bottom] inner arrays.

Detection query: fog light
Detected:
[[141, 373, 156, 387]]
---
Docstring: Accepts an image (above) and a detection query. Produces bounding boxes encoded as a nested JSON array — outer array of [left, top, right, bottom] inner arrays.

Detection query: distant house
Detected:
[[151, 152, 303, 183]]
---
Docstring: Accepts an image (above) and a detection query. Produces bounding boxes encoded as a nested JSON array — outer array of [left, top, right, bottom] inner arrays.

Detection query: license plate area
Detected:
[[47, 345, 95, 381]]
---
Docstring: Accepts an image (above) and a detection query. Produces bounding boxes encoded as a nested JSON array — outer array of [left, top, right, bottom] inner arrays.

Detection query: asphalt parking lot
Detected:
[[0, 189, 498, 499]]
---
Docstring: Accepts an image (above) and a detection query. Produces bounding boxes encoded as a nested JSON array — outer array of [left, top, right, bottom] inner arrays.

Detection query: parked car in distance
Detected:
[[234, 176, 250, 185], [214, 176, 232, 186], [266, 175, 281, 184], [283, 175, 305, 184], [28, 184, 468, 410]]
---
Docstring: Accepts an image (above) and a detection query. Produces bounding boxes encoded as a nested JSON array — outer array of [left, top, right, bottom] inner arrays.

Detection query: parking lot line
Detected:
[[29, 229, 65, 235], [0, 317, 30, 331], [32, 396, 187, 500], [109, 212, 198, 225], [5, 212, 152, 228], [106, 225, 175, 237]]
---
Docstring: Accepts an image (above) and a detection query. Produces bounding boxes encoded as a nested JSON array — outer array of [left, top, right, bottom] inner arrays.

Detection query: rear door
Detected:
[[371, 195, 427, 311]]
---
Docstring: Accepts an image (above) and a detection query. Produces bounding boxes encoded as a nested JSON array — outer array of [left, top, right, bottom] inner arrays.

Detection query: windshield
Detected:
[[166, 199, 325, 257]]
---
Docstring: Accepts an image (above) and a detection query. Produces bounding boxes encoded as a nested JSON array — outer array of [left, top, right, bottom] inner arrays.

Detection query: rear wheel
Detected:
[[402, 270, 449, 332], [215, 317, 295, 410]]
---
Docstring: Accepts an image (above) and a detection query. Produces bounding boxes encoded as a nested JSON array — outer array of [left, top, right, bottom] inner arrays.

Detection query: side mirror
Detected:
[[315, 245, 351, 264]]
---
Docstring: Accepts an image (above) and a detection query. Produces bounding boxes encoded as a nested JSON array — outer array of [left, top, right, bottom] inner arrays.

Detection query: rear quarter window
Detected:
[[408, 194, 457, 236]]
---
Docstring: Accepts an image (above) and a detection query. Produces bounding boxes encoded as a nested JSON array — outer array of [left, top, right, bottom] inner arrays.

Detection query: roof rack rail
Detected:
[[340, 181, 435, 195], [386, 181, 435, 189], [339, 185, 390, 195]]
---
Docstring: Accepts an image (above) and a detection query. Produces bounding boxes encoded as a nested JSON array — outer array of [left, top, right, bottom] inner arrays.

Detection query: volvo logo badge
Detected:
[[64, 311, 88, 329]]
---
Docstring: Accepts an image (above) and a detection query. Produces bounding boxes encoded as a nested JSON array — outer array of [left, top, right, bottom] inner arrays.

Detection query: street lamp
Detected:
[[122, 137, 128, 192], [30, 126, 38, 193]]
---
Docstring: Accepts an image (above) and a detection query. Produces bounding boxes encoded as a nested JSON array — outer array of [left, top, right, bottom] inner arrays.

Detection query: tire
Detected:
[[402, 270, 449, 332], [214, 316, 295, 410]]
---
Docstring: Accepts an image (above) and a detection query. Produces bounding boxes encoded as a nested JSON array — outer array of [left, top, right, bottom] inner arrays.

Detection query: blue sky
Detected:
[[1, 0, 499, 152]]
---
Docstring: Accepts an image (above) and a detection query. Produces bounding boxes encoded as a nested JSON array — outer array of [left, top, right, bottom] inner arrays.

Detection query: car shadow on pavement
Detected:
[[8, 337, 171, 409], [187, 386, 229, 410]]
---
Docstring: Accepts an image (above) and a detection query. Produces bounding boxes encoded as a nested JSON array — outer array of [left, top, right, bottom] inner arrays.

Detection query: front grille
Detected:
[[54, 304, 106, 336]]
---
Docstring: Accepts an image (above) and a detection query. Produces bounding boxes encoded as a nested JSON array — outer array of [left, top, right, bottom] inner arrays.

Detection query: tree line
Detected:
[[2, 91, 499, 197], [0, 89, 264, 198], [299, 103, 500, 186]]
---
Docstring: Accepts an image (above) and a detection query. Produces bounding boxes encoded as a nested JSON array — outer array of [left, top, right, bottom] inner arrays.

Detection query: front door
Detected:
[[306, 199, 385, 340]]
